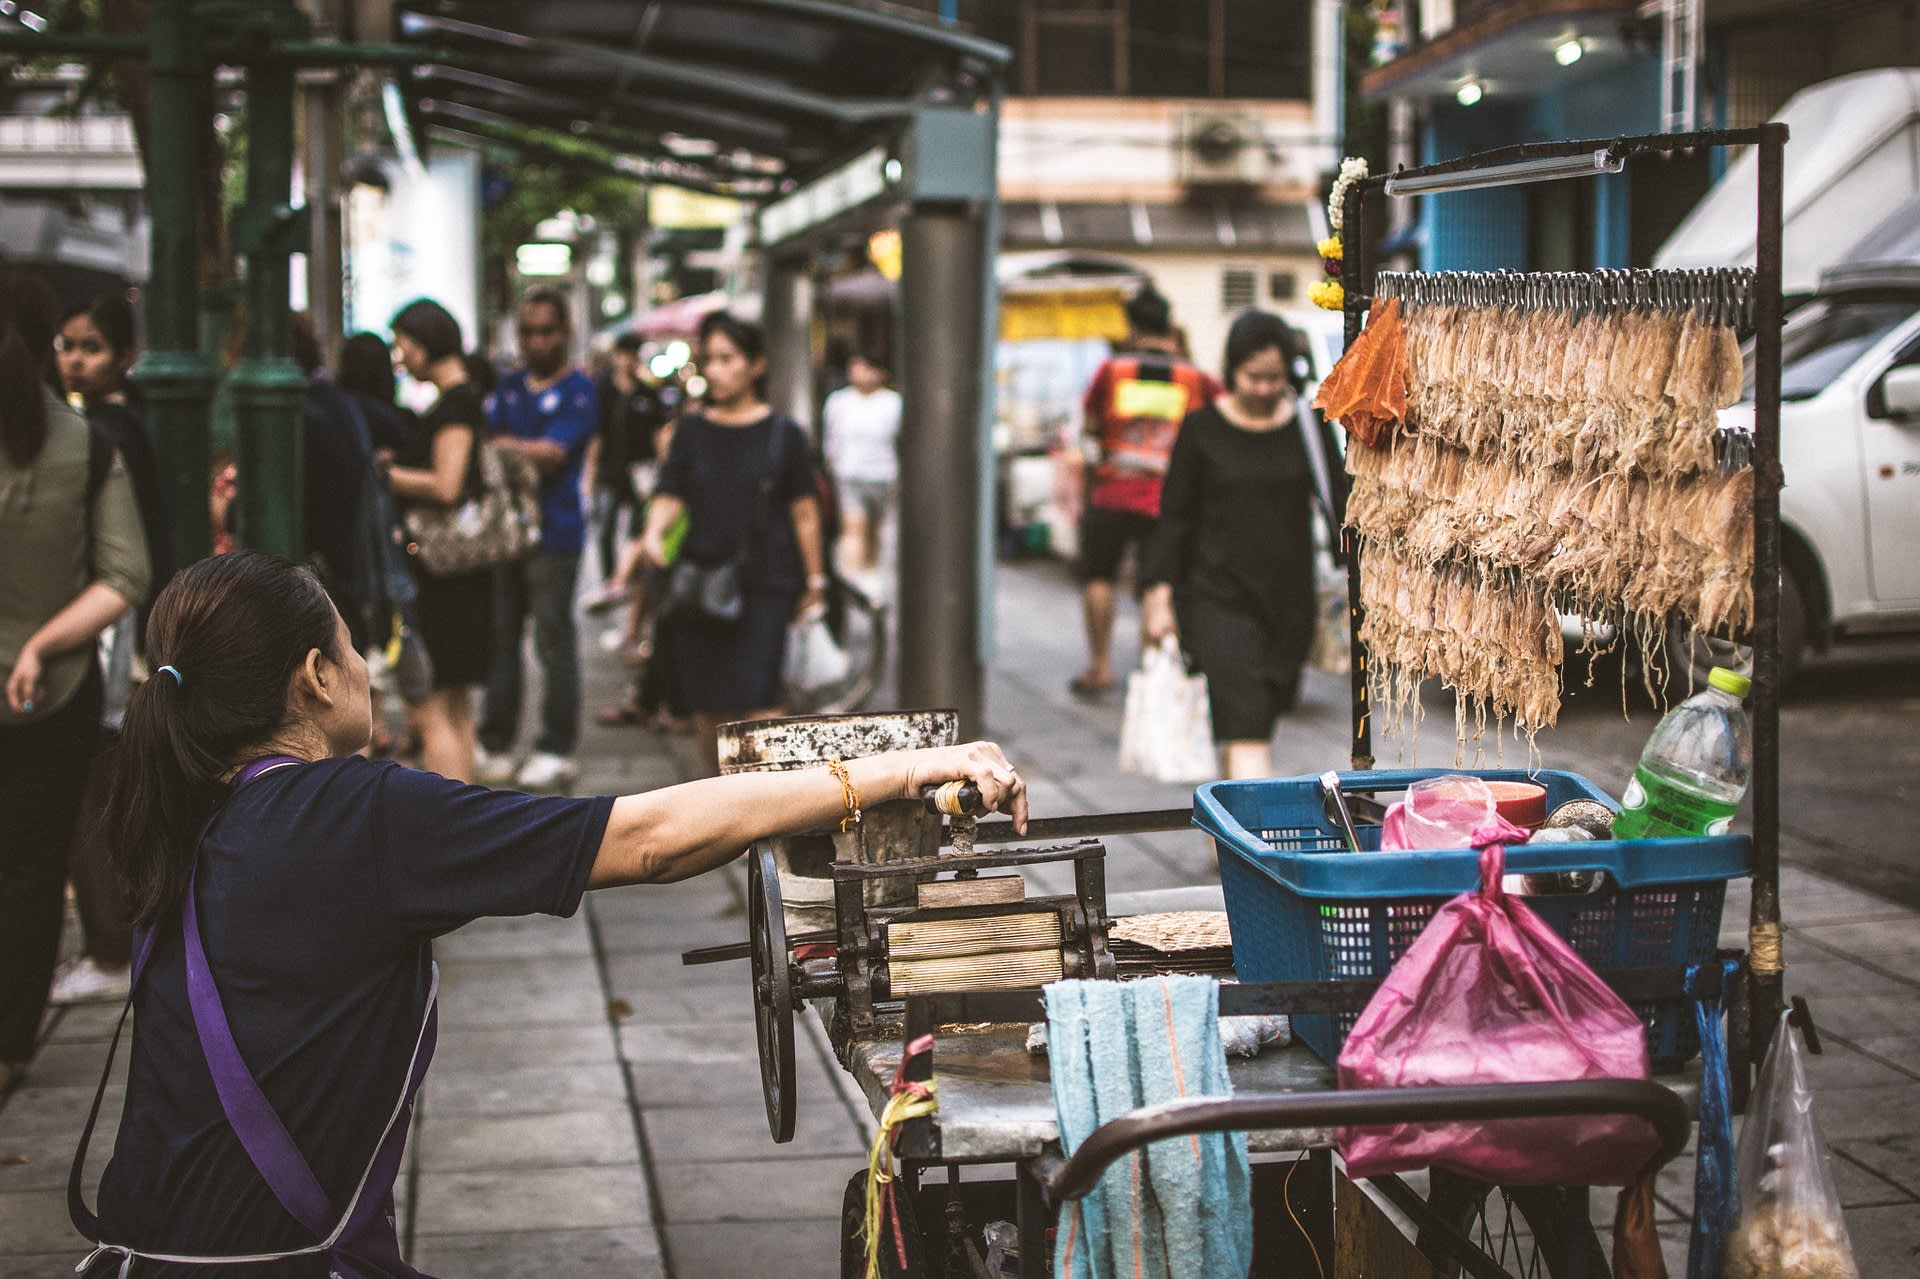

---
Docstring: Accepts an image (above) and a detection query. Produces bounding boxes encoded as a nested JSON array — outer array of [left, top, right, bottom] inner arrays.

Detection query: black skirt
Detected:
[[414, 568, 495, 689], [1180, 592, 1312, 743], [664, 591, 796, 714]]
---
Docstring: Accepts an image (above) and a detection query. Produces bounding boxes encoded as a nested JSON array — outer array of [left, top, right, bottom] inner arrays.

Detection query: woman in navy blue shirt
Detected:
[[75, 550, 1025, 1277]]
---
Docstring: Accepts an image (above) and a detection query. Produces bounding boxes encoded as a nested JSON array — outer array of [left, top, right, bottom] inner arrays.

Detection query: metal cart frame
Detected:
[[1337, 125, 1791, 1068]]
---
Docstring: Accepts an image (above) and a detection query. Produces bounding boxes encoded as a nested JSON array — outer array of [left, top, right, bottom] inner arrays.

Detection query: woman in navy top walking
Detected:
[[75, 551, 1026, 1276]]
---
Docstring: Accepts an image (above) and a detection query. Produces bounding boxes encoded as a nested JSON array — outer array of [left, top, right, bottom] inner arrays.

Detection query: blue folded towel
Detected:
[[1045, 976, 1253, 1279]]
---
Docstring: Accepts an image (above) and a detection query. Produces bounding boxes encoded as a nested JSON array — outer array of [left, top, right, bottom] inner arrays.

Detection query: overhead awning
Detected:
[[390, 0, 1008, 198], [1358, 0, 1639, 103]]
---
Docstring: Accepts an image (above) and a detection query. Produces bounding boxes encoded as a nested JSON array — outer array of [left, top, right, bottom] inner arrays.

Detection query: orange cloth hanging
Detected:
[[1313, 297, 1408, 449]]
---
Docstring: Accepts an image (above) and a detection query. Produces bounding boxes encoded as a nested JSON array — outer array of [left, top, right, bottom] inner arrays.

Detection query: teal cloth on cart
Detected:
[[1044, 976, 1253, 1279]]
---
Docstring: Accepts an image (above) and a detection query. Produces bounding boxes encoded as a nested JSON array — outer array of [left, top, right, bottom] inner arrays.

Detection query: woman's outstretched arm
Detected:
[[588, 741, 1028, 888]]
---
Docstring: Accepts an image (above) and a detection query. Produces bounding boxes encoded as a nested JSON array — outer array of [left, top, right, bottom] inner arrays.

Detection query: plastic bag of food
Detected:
[[1380, 774, 1497, 851], [1722, 1013, 1860, 1279]]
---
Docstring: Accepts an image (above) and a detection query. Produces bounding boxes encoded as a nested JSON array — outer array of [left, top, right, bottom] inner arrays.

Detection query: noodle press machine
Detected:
[[683, 785, 1193, 1142]]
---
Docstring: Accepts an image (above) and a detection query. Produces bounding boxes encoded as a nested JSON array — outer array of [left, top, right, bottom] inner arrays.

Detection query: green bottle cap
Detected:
[[1708, 666, 1751, 698]]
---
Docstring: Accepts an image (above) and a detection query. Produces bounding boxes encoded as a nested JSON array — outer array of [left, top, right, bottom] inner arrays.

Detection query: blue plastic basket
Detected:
[[1196, 769, 1751, 1069]]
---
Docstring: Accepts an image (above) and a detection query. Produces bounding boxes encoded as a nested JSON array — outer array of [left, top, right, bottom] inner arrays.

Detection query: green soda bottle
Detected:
[[1613, 667, 1753, 840]]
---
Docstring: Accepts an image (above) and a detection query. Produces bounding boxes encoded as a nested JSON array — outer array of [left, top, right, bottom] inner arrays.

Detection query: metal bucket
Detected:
[[718, 710, 959, 930]]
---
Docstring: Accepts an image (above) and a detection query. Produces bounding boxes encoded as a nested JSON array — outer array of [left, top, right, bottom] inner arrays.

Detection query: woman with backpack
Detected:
[[0, 268, 151, 1092], [380, 299, 492, 783], [637, 312, 828, 771]]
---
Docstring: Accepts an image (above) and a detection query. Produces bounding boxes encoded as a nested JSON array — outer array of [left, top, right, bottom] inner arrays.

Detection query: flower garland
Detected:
[[1311, 155, 1369, 311]]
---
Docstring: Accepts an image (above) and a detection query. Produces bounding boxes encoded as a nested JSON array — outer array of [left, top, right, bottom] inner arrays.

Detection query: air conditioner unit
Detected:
[[1177, 109, 1270, 188]]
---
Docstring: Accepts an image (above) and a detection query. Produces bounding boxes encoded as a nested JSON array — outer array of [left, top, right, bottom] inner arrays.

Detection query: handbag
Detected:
[[662, 417, 787, 623], [403, 437, 542, 575]]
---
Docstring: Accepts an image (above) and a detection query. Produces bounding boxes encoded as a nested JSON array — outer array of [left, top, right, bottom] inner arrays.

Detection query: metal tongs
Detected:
[[1319, 771, 1370, 852]]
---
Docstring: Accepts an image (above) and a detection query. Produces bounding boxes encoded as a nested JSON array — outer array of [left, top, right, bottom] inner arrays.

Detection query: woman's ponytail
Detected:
[[100, 552, 341, 925], [0, 266, 55, 467]]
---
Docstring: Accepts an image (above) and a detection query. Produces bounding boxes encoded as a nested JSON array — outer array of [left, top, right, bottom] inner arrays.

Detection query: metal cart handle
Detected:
[[1035, 1078, 1691, 1205]]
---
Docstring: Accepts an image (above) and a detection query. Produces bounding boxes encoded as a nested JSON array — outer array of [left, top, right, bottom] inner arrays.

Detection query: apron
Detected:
[[69, 756, 439, 1278]]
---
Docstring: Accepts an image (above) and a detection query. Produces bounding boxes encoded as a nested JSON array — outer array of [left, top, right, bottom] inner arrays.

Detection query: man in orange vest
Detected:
[[1071, 287, 1222, 699]]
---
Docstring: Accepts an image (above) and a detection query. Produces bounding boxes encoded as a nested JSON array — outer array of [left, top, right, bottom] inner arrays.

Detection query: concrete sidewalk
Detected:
[[3, 559, 1917, 1276]]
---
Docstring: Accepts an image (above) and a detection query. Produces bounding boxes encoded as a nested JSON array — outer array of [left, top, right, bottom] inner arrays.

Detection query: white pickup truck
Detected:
[[1705, 270, 1920, 684]]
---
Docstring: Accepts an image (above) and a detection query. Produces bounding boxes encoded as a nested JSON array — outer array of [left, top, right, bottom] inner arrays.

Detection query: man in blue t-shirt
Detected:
[[477, 289, 598, 791]]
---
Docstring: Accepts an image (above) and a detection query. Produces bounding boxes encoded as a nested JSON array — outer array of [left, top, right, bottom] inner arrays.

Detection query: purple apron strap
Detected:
[[180, 872, 336, 1237]]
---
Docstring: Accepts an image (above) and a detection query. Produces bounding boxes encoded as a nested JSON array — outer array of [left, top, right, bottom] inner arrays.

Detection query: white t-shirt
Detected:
[[823, 385, 902, 484]]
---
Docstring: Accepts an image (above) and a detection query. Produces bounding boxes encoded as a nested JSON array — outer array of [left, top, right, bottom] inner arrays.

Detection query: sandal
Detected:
[[595, 701, 650, 727], [1068, 675, 1116, 701]]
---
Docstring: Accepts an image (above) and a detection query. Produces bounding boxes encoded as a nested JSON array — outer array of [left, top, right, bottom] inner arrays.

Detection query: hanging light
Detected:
[[1455, 81, 1484, 107], [1555, 38, 1585, 67]]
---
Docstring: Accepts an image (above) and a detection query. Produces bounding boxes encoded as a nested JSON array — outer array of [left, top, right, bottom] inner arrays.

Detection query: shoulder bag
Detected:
[[661, 417, 787, 623], [402, 419, 543, 576]]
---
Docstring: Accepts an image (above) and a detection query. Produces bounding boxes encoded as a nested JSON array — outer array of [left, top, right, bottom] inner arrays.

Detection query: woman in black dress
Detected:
[[638, 312, 828, 771], [382, 300, 492, 782], [1141, 310, 1340, 780]]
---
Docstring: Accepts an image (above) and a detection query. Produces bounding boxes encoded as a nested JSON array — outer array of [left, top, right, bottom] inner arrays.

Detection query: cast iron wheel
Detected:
[[840, 1166, 929, 1278], [748, 840, 796, 1143]]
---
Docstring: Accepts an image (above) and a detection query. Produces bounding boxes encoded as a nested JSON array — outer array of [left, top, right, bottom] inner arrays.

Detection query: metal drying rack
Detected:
[[1338, 125, 1791, 1060]]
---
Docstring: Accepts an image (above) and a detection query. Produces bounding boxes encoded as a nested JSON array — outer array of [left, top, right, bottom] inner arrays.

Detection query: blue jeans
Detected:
[[481, 551, 582, 757]]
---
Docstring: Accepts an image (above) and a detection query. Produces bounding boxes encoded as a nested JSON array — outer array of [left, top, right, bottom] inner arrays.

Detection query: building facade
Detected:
[[1363, 0, 1920, 273]]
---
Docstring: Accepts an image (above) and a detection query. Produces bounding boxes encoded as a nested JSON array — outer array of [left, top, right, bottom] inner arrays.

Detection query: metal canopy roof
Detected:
[[394, 0, 1009, 198]]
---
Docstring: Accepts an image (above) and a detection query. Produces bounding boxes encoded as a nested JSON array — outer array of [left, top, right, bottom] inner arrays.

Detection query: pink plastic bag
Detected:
[[1336, 825, 1659, 1187], [1381, 775, 1497, 851]]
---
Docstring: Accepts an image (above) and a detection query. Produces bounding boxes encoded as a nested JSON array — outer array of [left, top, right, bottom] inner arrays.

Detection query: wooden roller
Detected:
[[887, 913, 1061, 960], [889, 948, 1066, 995]]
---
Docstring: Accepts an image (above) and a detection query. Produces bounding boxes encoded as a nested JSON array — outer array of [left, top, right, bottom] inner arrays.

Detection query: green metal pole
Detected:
[[231, 43, 307, 559], [136, 0, 219, 571]]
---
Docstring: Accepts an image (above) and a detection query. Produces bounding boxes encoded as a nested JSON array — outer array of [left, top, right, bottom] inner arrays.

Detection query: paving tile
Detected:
[[0, 1087, 121, 1138], [421, 1063, 627, 1117], [38, 1005, 123, 1046], [624, 1051, 843, 1109], [617, 1022, 762, 1066], [655, 1155, 854, 1223], [606, 982, 758, 1026], [408, 1227, 664, 1279], [1833, 1133, 1920, 1199], [0, 1191, 85, 1255], [1795, 1040, 1920, 1091], [431, 1023, 619, 1074], [1799, 1083, 1920, 1142], [416, 1108, 639, 1172], [0, 1254, 75, 1279], [0, 1122, 107, 1193], [410, 1165, 651, 1235], [1792, 993, 1920, 1050], [642, 1098, 864, 1163], [663, 1218, 843, 1279], [434, 957, 610, 1028], [1796, 917, 1920, 962], [435, 914, 593, 961], [1839, 1201, 1920, 1275], [9, 1041, 125, 1091], [1773, 957, 1917, 1003], [602, 949, 746, 996]]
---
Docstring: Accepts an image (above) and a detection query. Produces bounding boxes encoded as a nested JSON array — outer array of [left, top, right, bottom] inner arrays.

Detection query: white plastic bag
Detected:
[[1119, 639, 1217, 783], [785, 606, 851, 693]]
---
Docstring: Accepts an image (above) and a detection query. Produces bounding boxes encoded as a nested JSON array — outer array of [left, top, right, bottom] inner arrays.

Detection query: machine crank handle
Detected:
[[681, 927, 835, 966], [921, 781, 988, 818]]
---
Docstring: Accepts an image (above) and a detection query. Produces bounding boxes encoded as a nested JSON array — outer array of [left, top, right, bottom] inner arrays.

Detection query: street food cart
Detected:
[[691, 125, 1791, 1277]]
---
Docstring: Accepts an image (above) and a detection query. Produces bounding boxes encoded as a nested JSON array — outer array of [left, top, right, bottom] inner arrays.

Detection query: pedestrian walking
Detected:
[[821, 351, 901, 590], [1141, 310, 1342, 780], [475, 289, 598, 792], [67, 549, 1025, 1276], [0, 268, 150, 1091], [1070, 285, 1222, 700], [581, 332, 668, 607], [48, 294, 169, 1007], [639, 311, 829, 771], [382, 299, 492, 783]]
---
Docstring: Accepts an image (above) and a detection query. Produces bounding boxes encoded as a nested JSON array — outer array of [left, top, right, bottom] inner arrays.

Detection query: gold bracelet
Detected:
[[827, 757, 862, 832]]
